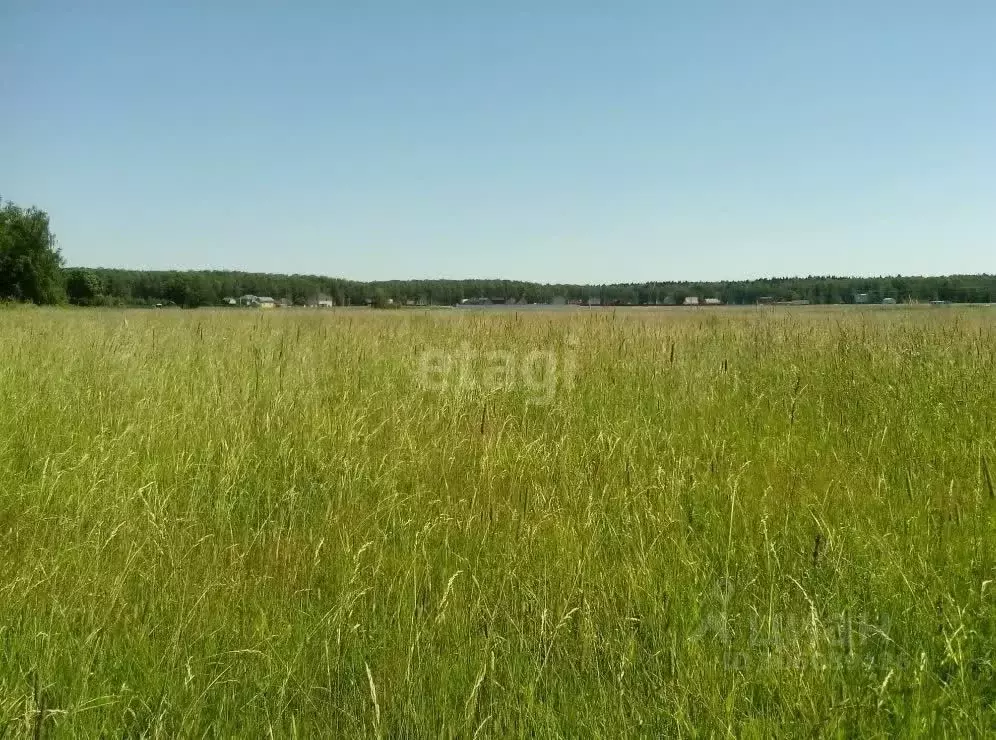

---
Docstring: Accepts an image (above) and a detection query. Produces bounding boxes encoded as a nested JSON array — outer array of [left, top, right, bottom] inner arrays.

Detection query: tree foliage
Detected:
[[68, 268, 996, 308], [0, 199, 65, 303], [3, 195, 991, 308], [65, 268, 104, 305]]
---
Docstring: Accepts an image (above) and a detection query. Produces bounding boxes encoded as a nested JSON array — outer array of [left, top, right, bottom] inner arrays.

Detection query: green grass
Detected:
[[0, 305, 994, 737]]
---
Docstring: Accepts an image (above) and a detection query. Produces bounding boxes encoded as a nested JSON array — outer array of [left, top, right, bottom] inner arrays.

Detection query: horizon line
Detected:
[[67, 265, 995, 286]]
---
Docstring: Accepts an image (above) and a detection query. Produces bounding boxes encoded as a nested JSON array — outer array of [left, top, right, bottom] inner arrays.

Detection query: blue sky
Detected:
[[4, 1, 994, 283]]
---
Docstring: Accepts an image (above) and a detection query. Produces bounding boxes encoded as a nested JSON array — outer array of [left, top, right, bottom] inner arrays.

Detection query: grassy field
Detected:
[[0, 305, 994, 737]]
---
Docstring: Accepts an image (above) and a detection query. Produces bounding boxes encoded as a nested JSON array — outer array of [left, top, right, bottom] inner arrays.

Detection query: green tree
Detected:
[[0, 199, 65, 303], [162, 276, 191, 307], [65, 268, 104, 305], [371, 287, 393, 309]]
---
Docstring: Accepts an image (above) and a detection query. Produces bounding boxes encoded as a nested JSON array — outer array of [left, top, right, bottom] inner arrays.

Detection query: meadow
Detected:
[[0, 305, 993, 737]]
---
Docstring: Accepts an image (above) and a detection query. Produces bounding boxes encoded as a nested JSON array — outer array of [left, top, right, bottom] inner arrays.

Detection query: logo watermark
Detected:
[[691, 582, 903, 671], [415, 341, 577, 405]]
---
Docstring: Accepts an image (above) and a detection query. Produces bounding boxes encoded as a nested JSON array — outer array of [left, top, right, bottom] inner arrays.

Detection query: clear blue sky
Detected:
[[4, 1, 995, 283]]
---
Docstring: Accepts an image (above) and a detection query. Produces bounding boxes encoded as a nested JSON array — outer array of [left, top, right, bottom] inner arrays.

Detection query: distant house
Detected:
[[236, 294, 278, 308], [222, 297, 237, 306], [854, 293, 871, 304], [882, 297, 897, 305], [684, 296, 700, 306], [757, 296, 775, 305], [317, 299, 335, 308], [704, 298, 722, 306]]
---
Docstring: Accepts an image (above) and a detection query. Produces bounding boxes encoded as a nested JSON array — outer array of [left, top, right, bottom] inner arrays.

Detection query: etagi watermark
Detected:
[[416, 342, 576, 405]]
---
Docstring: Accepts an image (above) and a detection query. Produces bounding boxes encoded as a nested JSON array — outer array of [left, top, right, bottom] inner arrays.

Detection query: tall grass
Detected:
[[0, 306, 993, 736]]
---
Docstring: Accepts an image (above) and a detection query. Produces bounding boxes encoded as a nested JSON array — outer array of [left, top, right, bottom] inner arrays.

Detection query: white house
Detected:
[[684, 296, 700, 306], [238, 294, 276, 308]]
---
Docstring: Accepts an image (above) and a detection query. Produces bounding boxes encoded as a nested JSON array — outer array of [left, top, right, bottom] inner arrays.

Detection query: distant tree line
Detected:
[[58, 269, 996, 307], [2, 199, 994, 307]]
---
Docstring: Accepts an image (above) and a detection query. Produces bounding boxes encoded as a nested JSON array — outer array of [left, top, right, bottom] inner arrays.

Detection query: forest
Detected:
[[65, 267, 996, 307], [3, 198, 994, 307]]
